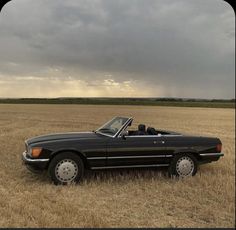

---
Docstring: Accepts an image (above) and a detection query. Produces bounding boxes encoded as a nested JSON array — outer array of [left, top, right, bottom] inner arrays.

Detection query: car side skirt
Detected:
[[91, 163, 169, 170]]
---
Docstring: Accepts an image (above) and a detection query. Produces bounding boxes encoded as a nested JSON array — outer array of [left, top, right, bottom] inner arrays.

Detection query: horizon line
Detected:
[[0, 97, 234, 100]]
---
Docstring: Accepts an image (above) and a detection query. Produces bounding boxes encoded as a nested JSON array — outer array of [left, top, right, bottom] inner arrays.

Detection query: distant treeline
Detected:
[[0, 97, 235, 108]]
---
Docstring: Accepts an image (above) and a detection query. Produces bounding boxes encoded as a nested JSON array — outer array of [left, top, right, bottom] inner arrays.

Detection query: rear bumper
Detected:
[[199, 152, 224, 163], [199, 152, 224, 157], [22, 151, 49, 170]]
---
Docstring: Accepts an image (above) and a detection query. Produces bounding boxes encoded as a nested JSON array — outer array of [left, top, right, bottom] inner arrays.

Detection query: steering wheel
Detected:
[[111, 128, 118, 133]]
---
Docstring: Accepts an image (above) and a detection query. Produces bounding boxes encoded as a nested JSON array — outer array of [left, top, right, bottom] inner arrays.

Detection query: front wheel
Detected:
[[168, 153, 198, 178], [48, 152, 84, 185]]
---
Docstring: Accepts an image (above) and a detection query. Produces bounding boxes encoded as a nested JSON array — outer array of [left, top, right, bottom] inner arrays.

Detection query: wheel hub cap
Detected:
[[176, 156, 194, 177], [55, 159, 78, 183]]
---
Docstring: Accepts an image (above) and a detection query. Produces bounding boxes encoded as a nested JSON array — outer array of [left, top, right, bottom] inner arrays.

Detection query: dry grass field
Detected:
[[0, 104, 235, 228]]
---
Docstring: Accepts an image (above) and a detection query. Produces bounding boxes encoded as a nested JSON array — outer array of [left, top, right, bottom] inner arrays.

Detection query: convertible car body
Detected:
[[22, 116, 224, 184]]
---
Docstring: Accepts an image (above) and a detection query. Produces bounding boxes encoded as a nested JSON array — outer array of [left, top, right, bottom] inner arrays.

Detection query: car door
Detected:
[[106, 135, 168, 167]]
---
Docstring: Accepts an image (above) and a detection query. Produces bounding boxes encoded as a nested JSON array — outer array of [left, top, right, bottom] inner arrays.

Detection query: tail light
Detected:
[[216, 143, 222, 152]]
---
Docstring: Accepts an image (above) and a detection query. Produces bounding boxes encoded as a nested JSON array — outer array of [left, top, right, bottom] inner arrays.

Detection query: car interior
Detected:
[[126, 124, 171, 136]]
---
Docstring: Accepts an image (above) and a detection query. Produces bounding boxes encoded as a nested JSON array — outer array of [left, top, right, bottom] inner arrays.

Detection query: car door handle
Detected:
[[153, 140, 165, 144]]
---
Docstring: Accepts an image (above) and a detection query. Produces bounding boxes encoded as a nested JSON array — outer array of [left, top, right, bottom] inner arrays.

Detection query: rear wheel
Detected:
[[48, 152, 84, 185], [168, 153, 198, 178]]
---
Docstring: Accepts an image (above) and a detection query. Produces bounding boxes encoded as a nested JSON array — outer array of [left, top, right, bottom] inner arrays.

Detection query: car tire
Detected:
[[48, 152, 84, 185], [168, 153, 198, 178]]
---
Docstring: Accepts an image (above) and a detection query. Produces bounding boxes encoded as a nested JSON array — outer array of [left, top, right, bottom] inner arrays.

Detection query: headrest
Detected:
[[147, 127, 152, 134], [138, 124, 146, 131], [147, 127, 157, 135]]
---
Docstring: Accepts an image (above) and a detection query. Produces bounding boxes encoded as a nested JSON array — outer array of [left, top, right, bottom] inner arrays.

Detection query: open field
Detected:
[[0, 104, 235, 227], [0, 98, 235, 108]]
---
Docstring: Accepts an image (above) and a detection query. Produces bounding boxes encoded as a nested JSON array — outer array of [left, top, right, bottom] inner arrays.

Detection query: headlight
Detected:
[[31, 147, 43, 158]]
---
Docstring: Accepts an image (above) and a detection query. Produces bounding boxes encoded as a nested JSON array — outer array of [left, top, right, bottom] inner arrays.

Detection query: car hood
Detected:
[[26, 132, 98, 145]]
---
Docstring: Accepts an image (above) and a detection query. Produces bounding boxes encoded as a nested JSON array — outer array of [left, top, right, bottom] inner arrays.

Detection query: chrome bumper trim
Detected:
[[22, 151, 49, 162], [199, 152, 224, 157]]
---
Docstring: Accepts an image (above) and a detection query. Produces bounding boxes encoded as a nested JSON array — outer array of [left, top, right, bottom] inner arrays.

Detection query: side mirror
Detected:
[[120, 130, 128, 139]]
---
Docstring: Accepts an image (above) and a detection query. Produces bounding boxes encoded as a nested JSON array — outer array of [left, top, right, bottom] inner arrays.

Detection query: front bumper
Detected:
[[22, 151, 49, 170]]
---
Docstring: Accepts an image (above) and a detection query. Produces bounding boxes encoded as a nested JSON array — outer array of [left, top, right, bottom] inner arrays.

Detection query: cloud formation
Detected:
[[0, 0, 234, 98]]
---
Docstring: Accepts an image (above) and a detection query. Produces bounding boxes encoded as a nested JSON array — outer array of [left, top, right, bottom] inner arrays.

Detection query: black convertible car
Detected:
[[22, 116, 224, 185]]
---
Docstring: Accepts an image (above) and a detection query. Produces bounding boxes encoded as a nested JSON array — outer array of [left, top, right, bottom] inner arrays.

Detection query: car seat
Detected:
[[137, 124, 146, 135], [147, 127, 158, 135]]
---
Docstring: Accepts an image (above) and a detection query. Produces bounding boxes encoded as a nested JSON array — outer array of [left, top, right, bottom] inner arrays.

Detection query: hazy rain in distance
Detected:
[[0, 0, 234, 98]]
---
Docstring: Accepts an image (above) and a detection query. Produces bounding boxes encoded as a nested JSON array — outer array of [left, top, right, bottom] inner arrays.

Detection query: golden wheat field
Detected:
[[0, 104, 235, 228]]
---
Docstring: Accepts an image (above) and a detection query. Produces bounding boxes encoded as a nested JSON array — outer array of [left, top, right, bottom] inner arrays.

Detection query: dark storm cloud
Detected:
[[0, 0, 234, 98]]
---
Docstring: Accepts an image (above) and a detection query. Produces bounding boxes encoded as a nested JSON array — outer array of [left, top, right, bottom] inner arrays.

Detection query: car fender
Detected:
[[172, 148, 200, 160], [49, 148, 89, 169]]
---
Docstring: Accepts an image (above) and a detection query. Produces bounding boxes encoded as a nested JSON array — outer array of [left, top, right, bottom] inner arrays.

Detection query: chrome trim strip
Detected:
[[108, 147, 166, 152], [88, 155, 173, 160], [199, 152, 224, 157], [22, 151, 49, 162], [108, 155, 171, 159], [124, 135, 182, 137], [91, 164, 169, 170], [87, 157, 107, 160]]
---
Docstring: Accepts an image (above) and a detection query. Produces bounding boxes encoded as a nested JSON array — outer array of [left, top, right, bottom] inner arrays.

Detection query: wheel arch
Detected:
[[173, 149, 200, 161], [48, 149, 89, 169]]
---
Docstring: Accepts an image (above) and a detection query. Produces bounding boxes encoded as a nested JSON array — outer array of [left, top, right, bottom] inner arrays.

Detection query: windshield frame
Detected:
[[95, 116, 132, 138]]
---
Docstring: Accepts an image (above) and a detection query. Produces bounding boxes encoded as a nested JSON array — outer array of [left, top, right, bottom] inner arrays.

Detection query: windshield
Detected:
[[96, 117, 129, 137]]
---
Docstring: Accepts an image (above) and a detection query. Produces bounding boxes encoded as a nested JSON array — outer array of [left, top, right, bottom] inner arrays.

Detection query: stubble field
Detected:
[[0, 104, 235, 228]]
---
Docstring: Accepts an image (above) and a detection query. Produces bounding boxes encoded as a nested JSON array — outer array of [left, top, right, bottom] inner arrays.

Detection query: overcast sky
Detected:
[[0, 0, 234, 98]]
